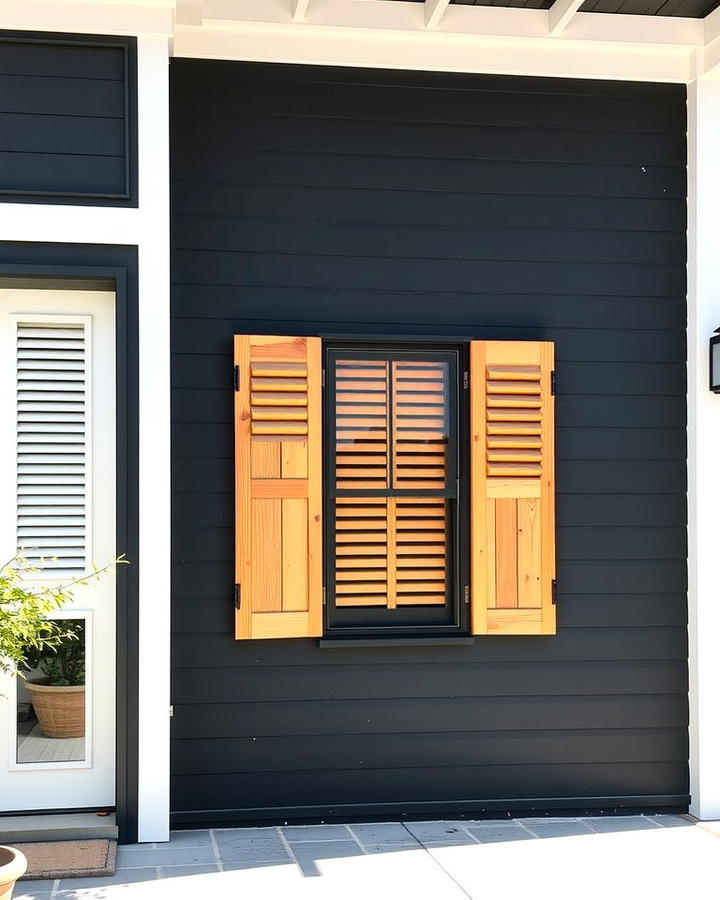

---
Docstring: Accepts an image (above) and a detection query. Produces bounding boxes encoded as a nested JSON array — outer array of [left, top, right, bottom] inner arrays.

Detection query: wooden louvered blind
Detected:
[[234, 335, 322, 639], [16, 320, 89, 575], [331, 354, 453, 614], [470, 341, 556, 635]]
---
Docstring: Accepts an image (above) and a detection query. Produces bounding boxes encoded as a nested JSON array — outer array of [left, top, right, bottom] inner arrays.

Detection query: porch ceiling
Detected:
[[382, 0, 720, 18]]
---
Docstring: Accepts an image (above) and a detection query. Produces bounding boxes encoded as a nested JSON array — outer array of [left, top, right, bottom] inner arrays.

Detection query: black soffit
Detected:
[[384, 0, 720, 18]]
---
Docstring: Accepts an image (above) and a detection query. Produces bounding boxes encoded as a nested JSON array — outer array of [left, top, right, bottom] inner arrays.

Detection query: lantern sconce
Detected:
[[711, 328, 720, 393]]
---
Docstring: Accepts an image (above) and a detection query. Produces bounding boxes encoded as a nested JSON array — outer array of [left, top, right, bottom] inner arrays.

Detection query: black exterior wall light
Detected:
[[711, 328, 720, 393]]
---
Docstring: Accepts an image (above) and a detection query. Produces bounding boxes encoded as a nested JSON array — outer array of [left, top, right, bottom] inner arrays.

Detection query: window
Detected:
[[324, 345, 468, 637], [233, 334, 555, 641]]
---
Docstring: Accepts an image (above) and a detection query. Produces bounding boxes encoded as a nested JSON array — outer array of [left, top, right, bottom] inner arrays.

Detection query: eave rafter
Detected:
[[425, 0, 450, 30], [176, 0, 205, 27], [293, 0, 310, 23], [548, 0, 584, 35]]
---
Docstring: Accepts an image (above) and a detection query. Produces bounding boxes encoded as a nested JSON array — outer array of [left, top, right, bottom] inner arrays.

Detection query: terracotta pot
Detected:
[[25, 680, 85, 738], [0, 846, 27, 900]]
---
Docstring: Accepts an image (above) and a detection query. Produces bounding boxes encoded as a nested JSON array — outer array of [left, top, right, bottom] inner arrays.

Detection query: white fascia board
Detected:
[[0, 0, 174, 36], [175, 21, 696, 84], [548, 0, 584, 37]]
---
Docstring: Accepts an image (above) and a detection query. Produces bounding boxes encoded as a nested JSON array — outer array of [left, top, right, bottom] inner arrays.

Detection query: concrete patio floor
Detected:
[[15, 815, 719, 900]]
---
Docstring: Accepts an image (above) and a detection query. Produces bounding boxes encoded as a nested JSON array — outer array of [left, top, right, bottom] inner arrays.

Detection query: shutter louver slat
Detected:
[[15, 322, 88, 574]]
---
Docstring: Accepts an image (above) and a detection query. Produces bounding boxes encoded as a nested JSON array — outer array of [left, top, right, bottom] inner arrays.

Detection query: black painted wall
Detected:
[[0, 33, 136, 204], [170, 60, 688, 822]]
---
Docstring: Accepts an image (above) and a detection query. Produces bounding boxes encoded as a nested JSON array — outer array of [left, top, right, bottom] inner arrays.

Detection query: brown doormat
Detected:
[[15, 839, 116, 880]]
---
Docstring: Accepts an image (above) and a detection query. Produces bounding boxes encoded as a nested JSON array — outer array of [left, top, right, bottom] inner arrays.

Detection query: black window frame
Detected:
[[323, 340, 470, 639]]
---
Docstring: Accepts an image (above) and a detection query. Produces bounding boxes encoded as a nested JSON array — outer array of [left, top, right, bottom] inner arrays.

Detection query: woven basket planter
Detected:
[[25, 681, 85, 738]]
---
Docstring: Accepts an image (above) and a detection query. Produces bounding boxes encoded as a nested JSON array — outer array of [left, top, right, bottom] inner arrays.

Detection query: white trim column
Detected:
[[136, 33, 171, 843], [687, 70, 720, 821]]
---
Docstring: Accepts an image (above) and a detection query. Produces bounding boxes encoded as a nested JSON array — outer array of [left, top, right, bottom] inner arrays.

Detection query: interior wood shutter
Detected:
[[234, 335, 322, 639], [470, 341, 556, 635]]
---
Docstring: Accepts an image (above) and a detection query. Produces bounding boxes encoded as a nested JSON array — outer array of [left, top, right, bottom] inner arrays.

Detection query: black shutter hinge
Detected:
[[233, 365, 240, 392], [550, 370, 556, 396], [322, 368, 326, 389], [463, 371, 469, 390], [234, 583, 241, 609], [551, 579, 557, 605]]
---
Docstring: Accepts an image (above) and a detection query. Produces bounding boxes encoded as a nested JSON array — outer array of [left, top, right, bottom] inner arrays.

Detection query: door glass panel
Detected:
[[335, 359, 389, 489], [392, 360, 449, 490], [16, 616, 88, 766], [330, 351, 456, 622]]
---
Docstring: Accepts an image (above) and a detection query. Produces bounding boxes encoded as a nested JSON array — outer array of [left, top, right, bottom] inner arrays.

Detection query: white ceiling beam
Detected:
[[292, 0, 310, 23], [705, 6, 720, 44], [176, 0, 205, 27], [425, 0, 451, 30], [548, 0, 584, 36], [176, 20, 696, 84]]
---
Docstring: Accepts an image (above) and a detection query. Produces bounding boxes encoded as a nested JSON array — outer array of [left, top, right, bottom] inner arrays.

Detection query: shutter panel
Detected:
[[234, 335, 322, 639], [470, 341, 556, 635], [15, 320, 90, 575]]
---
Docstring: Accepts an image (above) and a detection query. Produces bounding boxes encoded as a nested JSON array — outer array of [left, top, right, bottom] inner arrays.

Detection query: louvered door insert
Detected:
[[15, 319, 89, 574], [329, 350, 458, 621]]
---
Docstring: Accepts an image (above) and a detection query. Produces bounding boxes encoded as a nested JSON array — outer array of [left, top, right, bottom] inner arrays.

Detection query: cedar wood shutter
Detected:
[[234, 335, 322, 639], [234, 335, 555, 639], [470, 340, 556, 635]]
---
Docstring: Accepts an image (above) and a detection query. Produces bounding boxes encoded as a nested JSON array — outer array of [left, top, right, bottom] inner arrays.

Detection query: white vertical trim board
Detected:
[[136, 33, 172, 843], [687, 74, 720, 821]]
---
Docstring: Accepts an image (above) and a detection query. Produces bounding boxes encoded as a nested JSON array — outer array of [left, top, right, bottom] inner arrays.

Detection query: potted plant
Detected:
[[0, 554, 125, 899], [23, 620, 86, 738], [0, 847, 27, 900]]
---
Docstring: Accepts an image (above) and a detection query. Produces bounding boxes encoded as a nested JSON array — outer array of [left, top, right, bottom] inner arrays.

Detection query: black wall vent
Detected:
[[0, 31, 137, 205]]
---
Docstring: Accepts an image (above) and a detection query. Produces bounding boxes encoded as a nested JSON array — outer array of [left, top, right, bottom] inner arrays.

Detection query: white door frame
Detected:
[[0, 290, 117, 811]]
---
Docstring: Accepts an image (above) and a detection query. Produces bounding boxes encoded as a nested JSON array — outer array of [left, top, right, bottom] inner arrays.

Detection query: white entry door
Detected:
[[0, 288, 116, 812]]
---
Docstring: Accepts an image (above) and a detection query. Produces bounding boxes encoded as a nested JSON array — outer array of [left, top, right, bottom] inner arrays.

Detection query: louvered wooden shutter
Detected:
[[15, 319, 90, 575], [234, 335, 322, 639], [470, 341, 556, 635]]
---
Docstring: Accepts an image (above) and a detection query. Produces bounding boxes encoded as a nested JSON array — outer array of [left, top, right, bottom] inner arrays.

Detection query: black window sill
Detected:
[[318, 637, 475, 648]]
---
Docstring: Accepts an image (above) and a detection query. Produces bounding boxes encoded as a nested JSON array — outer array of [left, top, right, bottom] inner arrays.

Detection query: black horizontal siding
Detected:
[[170, 60, 688, 822], [0, 32, 136, 204]]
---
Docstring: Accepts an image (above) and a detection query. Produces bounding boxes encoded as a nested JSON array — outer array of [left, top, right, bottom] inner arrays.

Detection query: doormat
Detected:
[[16, 839, 116, 880]]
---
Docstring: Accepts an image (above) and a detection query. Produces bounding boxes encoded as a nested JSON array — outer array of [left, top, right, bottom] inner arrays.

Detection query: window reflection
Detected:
[[16, 618, 86, 765]]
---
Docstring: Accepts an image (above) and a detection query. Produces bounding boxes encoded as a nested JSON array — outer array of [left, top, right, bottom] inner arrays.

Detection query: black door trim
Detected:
[[0, 243, 140, 843]]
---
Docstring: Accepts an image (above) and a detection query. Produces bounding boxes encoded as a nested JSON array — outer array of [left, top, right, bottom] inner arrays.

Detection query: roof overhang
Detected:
[[4, 0, 720, 82]]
